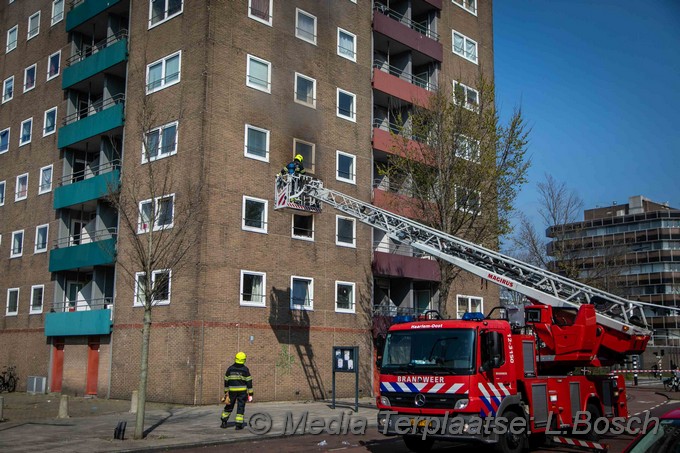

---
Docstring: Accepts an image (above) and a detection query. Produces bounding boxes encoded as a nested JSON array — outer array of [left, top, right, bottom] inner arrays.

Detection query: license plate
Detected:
[[410, 418, 432, 428]]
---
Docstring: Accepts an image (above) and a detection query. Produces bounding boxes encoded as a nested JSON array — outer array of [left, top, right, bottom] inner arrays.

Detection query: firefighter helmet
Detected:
[[235, 352, 247, 364], [295, 154, 303, 162]]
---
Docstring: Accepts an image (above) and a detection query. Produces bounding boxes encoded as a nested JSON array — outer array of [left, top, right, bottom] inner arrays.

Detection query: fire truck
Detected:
[[275, 174, 655, 453]]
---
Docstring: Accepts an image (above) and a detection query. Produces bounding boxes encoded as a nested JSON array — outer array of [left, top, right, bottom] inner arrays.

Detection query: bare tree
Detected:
[[379, 78, 531, 318]]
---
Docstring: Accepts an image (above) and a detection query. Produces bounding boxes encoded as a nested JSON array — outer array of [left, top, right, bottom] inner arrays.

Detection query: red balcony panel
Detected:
[[373, 13, 443, 62], [373, 189, 422, 219], [373, 251, 441, 281], [423, 0, 443, 9], [372, 68, 431, 108]]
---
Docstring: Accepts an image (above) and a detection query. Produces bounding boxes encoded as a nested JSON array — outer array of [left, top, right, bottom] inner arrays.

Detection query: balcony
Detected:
[[372, 63, 433, 107], [373, 4, 443, 62], [45, 298, 113, 336], [49, 228, 117, 272], [58, 95, 125, 149], [373, 241, 440, 281], [63, 31, 128, 90], [372, 119, 430, 162], [54, 161, 120, 209], [66, 0, 122, 32]]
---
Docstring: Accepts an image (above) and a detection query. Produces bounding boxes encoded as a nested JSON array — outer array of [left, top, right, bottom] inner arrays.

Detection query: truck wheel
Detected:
[[583, 402, 601, 441], [496, 410, 526, 453], [403, 435, 434, 453]]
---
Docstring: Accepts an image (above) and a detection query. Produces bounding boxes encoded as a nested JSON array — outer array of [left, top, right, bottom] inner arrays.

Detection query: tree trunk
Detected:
[[134, 307, 152, 439]]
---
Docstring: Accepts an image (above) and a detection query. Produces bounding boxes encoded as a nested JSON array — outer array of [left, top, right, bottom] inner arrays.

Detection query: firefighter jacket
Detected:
[[224, 363, 253, 395]]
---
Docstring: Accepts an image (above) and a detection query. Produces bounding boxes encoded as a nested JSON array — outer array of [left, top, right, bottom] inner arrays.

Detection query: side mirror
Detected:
[[481, 331, 504, 371]]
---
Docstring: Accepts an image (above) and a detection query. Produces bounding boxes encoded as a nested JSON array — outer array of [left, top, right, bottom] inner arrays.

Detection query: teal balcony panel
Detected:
[[62, 39, 128, 89], [49, 238, 116, 272], [54, 170, 120, 209], [66, 0, 122, 32], [57, 103, 124, 149], [45, 310, 112, 336]]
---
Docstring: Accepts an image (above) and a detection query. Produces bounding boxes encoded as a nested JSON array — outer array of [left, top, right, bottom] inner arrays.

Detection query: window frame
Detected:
[[19, 117, 33, 146], [6, 25, 18, 53], [47, 50, 61, 81], [456, 294, 484, 319], [246, 54, 271, 93], [336, 215, 356, 248], [0, 180, 5, 206], [242, 195, 268, 234], [295, 8, 317, 45], [10, 230, 24, 258], [146, 50, 181, 94], [149, 0, 184, 29], [336, 88, 356, 122], [294, 72, 316, 108], [336, 150, 356, 184], [143, 120, 178, 163], [6, 288, 19, 316], [452, 30, 478, 64], [134, 269, 172, 307], [452, 0, 477, 16], [335, 280, 356, 314], [455, 134, 481, 162], [3, 76, 14, 103], [453, 80, 479, 111], [455, 186, 481, 213], [24, 64, 37, 93], [35, 224, 49, 254], [292, 213, 314, 241], [240, 269, 267, 307], [244, 124, 270, 162], [30, 284, 44, 314], [290, 275, 313, 311], [51, 0, 65, 26], [39, 164, 53, 194], [137, 194, 175, 233], [337, 28, 357, 62], [248, 0, 272, 26], [43, 107, 57, 136], [27, 11, 41, 40], [293, 138, 315, 174], [0, 128, 8, 153], [15, 173, 28, 201]]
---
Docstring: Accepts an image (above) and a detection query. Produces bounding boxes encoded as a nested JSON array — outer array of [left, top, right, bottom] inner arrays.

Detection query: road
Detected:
[[169, 388, 677, 453]]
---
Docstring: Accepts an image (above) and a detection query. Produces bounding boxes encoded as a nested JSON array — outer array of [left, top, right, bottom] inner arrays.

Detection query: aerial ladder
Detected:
[[275, 174, 654, 368]]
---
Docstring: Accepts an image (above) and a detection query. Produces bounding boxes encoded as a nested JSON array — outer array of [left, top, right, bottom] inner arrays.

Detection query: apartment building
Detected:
[[0, 0, 496, 404]]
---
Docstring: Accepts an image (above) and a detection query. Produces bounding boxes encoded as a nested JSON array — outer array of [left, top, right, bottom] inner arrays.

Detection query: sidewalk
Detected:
[[0, 392, 379, 453]]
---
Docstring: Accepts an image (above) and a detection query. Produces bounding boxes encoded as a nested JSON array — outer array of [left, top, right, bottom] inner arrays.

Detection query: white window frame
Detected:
[[246, 54, 271, 93], [3, 76, 14, 103], [240, 270, 266, 307], [294, 72, 316, 108], [143, 120, 178, 163], [290, 276, 313, 311], [15, 173, 28, 201], [137, 194, 175, 233], [10, 230, 24, 258], [0, 128, 8, 153], [30, 285, 44, 314], [24, 64, 37, 93], [28, 11, 41, 40], [47, 50, 61, 81], [452, 0, 477, 16], [39, 164, 53, 194], [292, 213, 314, 241], [455, 186, 481, 213], [43, 107, 57, 136], [336, 150, 356, 184], [146, 51, 181, 94], [6, 25, 18, 53], [20, 118, 33, 146], [336, 88, 356, 122], [51, 0, 65, 26], [456, 134, 480, 162], [456, 295, 483, 319], [149, 0, 184, 29], [0, 180, 5, 206], [335, 281, 356, 314], [453, 81, 479, 111], [336, 215, 356, 248], [452, 30, 478, 64], [6, 288, 19, 316], [248, 0, 272, 26], [337, 28, 357, 62], [244, 124, 270, 162], [134, 269, 172, 307], [294, 139, 315, 174], [35, 224, 49, 253], [242, 195, 268, 233], [295, 8, 317, 45]]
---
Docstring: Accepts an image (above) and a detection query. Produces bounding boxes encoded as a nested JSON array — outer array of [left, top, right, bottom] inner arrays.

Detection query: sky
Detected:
[[493, 0, 680, 223]]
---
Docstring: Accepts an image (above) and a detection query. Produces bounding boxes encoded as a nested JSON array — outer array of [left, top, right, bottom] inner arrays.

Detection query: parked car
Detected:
[[623, 407, 680, 453]]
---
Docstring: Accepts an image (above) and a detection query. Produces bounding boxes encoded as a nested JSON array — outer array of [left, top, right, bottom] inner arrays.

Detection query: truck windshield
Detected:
[[381, 328, 475, 375]]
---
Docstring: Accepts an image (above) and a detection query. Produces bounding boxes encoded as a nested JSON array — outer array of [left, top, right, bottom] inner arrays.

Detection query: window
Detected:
[[290, 276, 313, 310], [453, 0, 477, 15], [294, 73, 316, 107], [47, 50, 61, 80], [11, 230, 24, 257], [51, 0, 65, 26], [24, 65, 36, 92], [39, 165, 53, 194], [143, 121, 178, 162], [20, 118, 33, 146], [146, 51, 181, 94], [244, 124, 269, 161], [455, 135, 480, 162], [44, 107, 57, 136], [0, 128, 8, 153], [137, 194, 175, 233], [35, 224, 49, 253], [15, 173, 28, 201], [3, 76, 14, 103], [248, 0, 272, 26], [294, 139, 314, 173], [456, 295, 483, 319], [453, 81, 479, 111], [455, 186, 481, 213], [242, 196, 268, 233], [246, 54, 271, 93], [336, 151, 356, 184], [337, 28, 357, 62], [0, 180, 4, 205], [335, 281, 355, 313], [292, 213, 314, 240], [240, 270, 266, 307], [336, 88, 356, 122], [28, 11, 41, 39], [6, 288, 19, 316], [6, 25, 17, 53], [336, 215, 356, 247], [30, 285, 44, 314], [452, 30, 478, 64], [295, 9, 316, 44], [135, 269, 172, 306], [149, 0, 183, 28]]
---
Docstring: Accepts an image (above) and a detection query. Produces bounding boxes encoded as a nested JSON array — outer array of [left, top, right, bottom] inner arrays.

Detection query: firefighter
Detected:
[[220, 351, 253, 429], [280, 154, 306, 201]]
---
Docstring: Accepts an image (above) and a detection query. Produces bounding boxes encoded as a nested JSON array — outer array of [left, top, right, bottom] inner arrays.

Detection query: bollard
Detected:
[[129, 390, 138, 414], [58, 394, 70, 419], [633, 356, 639, 387], [0, 396, 4, 422]]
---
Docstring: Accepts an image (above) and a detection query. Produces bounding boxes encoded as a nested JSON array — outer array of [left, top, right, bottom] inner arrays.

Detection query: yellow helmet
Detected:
[[235, 352, 247, 364], [295, 154, 303, 162]]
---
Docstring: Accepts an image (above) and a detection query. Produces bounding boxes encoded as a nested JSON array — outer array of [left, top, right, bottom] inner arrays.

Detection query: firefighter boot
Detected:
[[220, 420, 228, 429]]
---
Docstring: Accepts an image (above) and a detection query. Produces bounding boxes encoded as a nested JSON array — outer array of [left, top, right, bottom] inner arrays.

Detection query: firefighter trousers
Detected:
[[221, 392, 248, 426]]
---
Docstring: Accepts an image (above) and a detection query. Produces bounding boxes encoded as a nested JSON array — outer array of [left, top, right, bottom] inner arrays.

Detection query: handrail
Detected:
[[53, 227, 117, 249], [373, 2, 440, 41], [66, 29, 128, 67], [50, 297, 113, 312], [58, 159, 121, 186], [62, 93, 125, 126], [373, 60, 437, 91]]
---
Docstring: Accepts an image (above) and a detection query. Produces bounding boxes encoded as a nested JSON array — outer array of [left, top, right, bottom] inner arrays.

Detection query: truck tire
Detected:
[[583, 402, 601, 441], [403, 435, 434, 453], [496, 410, 526, 453]]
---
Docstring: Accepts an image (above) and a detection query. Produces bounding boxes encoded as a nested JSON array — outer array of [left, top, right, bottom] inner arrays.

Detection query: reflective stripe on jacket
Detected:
[[224, 363, 253, 394]]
